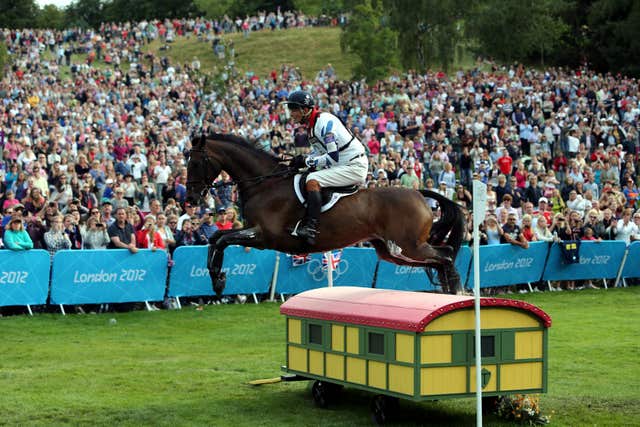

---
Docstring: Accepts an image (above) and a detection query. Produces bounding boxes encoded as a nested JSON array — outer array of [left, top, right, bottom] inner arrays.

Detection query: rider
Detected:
[[284, 90, 369, 245]]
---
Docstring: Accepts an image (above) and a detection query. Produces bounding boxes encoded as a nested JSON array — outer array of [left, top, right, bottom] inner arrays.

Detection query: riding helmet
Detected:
[[283, 90, 314, 109]]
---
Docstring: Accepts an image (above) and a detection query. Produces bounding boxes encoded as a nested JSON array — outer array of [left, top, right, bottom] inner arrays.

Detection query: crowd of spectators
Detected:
[[1, 11, 640, 299]]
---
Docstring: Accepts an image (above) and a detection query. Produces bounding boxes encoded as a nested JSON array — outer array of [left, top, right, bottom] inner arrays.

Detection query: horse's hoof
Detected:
[[213, 272, 226, 297]]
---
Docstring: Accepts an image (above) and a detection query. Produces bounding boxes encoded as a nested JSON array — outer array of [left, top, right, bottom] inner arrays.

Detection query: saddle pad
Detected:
[[293, 174, 357, 213]]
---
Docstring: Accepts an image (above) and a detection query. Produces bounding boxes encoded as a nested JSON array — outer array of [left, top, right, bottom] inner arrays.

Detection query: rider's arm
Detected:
[[307, 131, 339, 168]]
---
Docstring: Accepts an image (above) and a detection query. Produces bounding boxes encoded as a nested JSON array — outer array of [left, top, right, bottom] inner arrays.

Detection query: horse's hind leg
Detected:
[[430, 261, 462, 295], [373, 240, 460, 293]]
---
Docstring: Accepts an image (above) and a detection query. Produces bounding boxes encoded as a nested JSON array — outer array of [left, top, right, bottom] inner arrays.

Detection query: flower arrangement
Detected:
[[494, 394, 551, 425]]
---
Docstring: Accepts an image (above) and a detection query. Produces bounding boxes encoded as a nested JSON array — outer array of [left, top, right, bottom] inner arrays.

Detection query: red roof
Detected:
[[280, 287, 552, 332]]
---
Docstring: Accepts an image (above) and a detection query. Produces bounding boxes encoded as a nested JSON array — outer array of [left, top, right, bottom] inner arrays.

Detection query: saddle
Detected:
[[293, 173, 358, 212]]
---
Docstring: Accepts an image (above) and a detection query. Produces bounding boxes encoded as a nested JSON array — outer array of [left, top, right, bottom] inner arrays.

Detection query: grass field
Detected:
[[1, 287, 638, 426], [147, 27, 357, 81]]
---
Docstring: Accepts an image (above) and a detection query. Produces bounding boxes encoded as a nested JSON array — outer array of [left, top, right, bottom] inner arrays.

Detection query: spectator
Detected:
[[496, 148, 513, 176], [614, 208, 638, 244], [175, 218, 206, 247], [215, 207, 234, 230], [2, 189, 20, 211], [81, 216, 110, 249], [44, 215, 72, 256], [101, 202, 115, 227], [26, 216, 47, 249], [623, 177, 639, 208], [400, 165, 421, 189], [495, 194, 518, 221], [198, 209, 219, 239], [22, 188, 47, 218], [111, 187, 129, 210], [155, 213, 176, 249], [107, 207, 138, 253], [501, 213, 529, 249], [521, 214, 537, 242], [3, 217, 34, 251], [177, 202, 197, 231], [484, 215, 502, 245], [534, 216, 554, 242], [63, 213, 83, 249], [136, 216, 165, 251]]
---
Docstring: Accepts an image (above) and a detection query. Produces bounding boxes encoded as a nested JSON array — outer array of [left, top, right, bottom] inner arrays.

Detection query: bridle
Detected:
[[186, 146, 297, 202]]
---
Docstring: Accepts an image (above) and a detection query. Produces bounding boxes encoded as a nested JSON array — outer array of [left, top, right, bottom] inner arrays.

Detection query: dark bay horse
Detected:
[[186, 133, 466, 294]]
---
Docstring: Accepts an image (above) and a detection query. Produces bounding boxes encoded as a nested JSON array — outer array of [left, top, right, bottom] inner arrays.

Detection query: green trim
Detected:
[[324, 322, 332, 350], [387, 331, 396, 362], [281, 366, 544, 402], [422, 326, 543, 336], [501, 331, 516, 361], [543, 327, 548, 393], [300, 319, 307, 345], [452, 333, 467, 363], [285, 318, 290, 370], [414, 335, 421, 399]]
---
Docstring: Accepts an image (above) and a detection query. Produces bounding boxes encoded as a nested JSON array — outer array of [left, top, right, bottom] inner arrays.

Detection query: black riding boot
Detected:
[[297, 190, 321, 245]]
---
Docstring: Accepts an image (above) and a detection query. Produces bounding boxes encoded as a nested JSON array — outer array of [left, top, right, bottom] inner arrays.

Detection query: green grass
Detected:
[[38, 27, 356, 83], [1, 287, 638, 426], [35, 27, 482, 85], [146, 27, 356, 81]]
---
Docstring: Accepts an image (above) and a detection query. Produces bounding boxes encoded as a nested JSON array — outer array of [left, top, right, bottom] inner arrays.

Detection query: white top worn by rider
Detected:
[[284, 90, 369, 245]]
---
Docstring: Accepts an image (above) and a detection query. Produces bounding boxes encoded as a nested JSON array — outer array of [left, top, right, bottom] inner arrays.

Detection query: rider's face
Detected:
[[289, 107, 307, 124]]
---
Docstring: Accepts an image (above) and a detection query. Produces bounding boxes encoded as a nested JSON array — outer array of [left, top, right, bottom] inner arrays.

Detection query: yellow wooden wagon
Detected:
[[280, 287, 552, 422]]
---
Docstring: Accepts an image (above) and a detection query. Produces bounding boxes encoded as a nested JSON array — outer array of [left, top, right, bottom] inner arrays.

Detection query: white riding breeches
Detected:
[[306, 156, 369, 188]]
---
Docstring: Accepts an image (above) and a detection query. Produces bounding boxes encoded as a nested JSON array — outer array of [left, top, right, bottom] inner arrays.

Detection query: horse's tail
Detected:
[[418, 189, 465, 258]]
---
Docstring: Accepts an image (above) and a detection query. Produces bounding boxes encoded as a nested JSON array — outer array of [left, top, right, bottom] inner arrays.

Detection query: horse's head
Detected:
[[186, 134, 221, 206]]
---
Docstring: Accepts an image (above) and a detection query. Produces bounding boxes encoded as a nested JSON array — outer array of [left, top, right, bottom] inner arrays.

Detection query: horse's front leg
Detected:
[[207, 227, 261, 296]]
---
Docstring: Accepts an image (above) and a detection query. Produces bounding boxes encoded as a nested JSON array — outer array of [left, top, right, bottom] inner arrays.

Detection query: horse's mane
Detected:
[[208, 133, 281, 165]]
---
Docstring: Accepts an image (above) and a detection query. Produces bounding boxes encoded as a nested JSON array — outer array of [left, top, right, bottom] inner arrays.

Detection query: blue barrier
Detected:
[[542, 241, 627, 281], [621, 241, 640, 279], [375, 246, 472, 291], [221, 246, 276, 295], [3, 238, 636, 309], [50, 249, 168, 305], [457, 246, 472, 287], [168, 246, 210, 297], [168, 245, 276, 297], [276, 247, 377, 295], [374, 263, 437, 291], [0, 249, 50, 307], [468, 242, 550, 288]]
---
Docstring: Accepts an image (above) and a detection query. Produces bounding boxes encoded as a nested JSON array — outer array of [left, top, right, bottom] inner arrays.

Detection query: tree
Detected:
[[587, 0, 640, 76], [384, 0, 466, 72], [63, 0, 105, 28], [194, 0, 235, 19], [36, 5, 66, 30], [466, 0, 567, 66], [0, 0, 39, 29], [340, 1, 399, 81]]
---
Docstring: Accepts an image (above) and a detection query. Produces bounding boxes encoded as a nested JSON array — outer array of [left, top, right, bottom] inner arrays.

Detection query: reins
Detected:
[[187, 147, 297, 198]]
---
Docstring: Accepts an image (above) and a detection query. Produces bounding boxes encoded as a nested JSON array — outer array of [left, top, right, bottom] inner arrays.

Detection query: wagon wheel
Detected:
[[370, 394, 398, 425], [311, 380, 330, 408]]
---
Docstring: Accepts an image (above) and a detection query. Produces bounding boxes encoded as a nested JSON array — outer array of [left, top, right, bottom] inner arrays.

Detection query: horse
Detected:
[[185, 133, 466, 295]]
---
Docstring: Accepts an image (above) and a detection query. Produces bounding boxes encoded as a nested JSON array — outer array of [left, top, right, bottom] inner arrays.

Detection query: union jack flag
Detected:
[[322, 250, 342, 271], [291, 253, 311, 267]]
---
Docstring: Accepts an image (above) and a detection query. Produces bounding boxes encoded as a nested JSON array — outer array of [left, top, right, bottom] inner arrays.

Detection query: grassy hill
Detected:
[[147, 27, 357, 81]]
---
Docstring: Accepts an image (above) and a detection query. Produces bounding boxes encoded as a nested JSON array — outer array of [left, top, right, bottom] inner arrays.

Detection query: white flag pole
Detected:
[[472, 179, 488, 427], [326, 251, 334, 287]]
